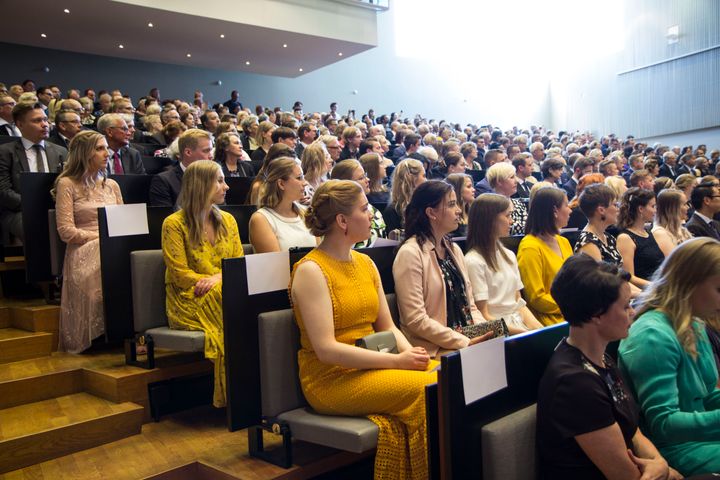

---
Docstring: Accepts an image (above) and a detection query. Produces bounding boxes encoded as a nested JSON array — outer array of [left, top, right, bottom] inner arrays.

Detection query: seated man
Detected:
[[0, 102, 67, 241], [97, 113, 145, 175], [48, 110, 82, 149], [0, 95, 19, 137], [149, 129, 213, 207], [686, 182, 720, 239]]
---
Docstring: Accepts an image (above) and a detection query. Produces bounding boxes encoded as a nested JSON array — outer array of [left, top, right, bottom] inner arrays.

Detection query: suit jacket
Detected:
[[562, 177, 577, 199], [295, 142, 306, 159], [0, 140, 67, 211], [658, 163, 677, 179], [149, 163, 183, 207], [475, 177, 493, 195], [0, 123, 19, 137], [513, 179, 531, 199], [47, 130, 69, 150], [686, 212, 720, 240], [392, 237, 483, 357], [676, 164, 699, 178], [108, 146, 146, 175]]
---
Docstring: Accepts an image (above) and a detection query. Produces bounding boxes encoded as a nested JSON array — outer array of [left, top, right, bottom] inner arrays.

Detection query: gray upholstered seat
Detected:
[[481, 403, 537, 480], [130, 249, 204, 352], [257, 309, 378, 453]]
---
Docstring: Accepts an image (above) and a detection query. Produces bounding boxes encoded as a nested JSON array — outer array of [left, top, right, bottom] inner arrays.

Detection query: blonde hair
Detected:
[[604, 175, 627, 198], [305, 180, 362, 236], [301, 143, 328, 188], [257, 157, 301, 214], [330, 159, 361, 180], [635, 238, 720, 358], [390, 158, 424, 219], [254, 120, 276, 147], [486, 162, 515, 189], [178, 160, 227, 247], [51, 130, 107, 199], [178, 128, 211, 156], [655, 189, 685, 239], [359, 152, 385, 193]]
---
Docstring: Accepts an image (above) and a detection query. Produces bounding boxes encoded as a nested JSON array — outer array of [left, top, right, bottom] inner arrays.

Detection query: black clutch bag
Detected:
[[457, 319, 509, 339], [355, 331, 398, 354]]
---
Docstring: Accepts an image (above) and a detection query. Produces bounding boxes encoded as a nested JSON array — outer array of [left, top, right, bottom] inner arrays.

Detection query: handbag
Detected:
[[355, 331, 398, 354], [456, 319, 510, 339]]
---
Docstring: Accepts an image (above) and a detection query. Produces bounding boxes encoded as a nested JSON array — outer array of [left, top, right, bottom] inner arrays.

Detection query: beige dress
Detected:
[[56, 177, 123, 353]]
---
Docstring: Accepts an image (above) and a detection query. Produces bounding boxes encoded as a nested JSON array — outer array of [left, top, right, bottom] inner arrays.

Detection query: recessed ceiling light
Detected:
[[338, 52, 343, 56], [245, 61, 250, 65], [41, 33, 47, 38], [298, 68, 303, 72], [118, 44, 124, 49], [283, 44, 287, 48], [63, 8, 70, 13], [186, 53, 192, 58], [220, 34, 225, 38], [147, 22, 154, 27]]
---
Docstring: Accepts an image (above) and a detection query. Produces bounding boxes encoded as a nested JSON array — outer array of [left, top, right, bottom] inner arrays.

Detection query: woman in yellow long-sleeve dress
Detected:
[[162, 160, 243, 407], [290, 180, 437, 480]]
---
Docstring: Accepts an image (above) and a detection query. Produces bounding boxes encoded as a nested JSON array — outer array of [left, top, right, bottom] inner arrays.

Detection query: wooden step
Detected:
[[10, 305, 60, 351], [0, 392, 143, 474], [0, 369, 83, 410], [0, 328, 53, 364]]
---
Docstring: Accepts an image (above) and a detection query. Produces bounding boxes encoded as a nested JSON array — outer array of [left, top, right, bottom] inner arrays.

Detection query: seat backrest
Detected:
[[481, 404, 537, 480], [130, 249, 168, 332], [257, 309, 306, 417], [48, 209, 66, 277], [386, 293, 400, 328]]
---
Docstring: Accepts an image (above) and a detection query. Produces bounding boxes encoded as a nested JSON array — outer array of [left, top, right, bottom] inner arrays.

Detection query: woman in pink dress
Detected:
[[52, 130, 123, 353]]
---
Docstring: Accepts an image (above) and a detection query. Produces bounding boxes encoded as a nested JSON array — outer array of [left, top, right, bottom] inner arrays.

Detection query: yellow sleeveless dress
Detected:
[[291, 249, 438, 480]]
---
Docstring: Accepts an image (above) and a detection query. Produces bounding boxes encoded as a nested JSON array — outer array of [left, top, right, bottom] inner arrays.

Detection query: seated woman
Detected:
[[54, 131, 124, 353], [616, 188, 665, 286], [517, 187, 573, 325], [652, 188, 692, 256], [567, 173, 606, 230], [393, 181, 491, 358], [214, 132, 253, 178], [445, 173, 475, 237], [247, 143, 295, 204], [619, 238, 720, 476], [383, 158, 426, 234], [485, 162, 528, 236], [162, 160, 243, 407], [538, 254, 682, 480], [465, 194, 542, 334], [249, 120, 276, 170], [301, 142, 333, 198], [249, 157, 317, 253], [291, 180, 437, 479], [330, 159, 386, 248], [359, 152, 390, 204]]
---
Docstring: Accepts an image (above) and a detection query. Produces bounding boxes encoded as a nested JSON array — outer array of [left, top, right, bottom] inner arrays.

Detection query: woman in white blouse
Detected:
[[465, 193, 543, 334], [249, 157, 318, 253]]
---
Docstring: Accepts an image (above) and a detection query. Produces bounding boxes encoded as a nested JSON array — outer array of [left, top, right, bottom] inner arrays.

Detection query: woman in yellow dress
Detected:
[[161, 160, 244, 407], [290, 180, 437, 480]]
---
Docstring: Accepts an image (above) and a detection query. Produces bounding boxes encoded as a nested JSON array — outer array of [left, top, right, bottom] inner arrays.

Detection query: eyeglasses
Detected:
[[109, 125, 130, 132], [0, 102, 15, 107]]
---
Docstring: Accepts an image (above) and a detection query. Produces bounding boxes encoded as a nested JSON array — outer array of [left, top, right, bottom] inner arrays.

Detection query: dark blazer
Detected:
[[149, 163, 183, 207], [658, 163, 677, 179], [513, 179, 531, 199], [47, 130, 69, 150], [0, 124, 18, 137], [108, 146, 146, 175], [686, 212, 720, 240], [474, 177, 493, 195], [295, 142, 306, 159], [220, 160, 253, 178], [0, 140, 67, 211], [562, 177, 577, 200]]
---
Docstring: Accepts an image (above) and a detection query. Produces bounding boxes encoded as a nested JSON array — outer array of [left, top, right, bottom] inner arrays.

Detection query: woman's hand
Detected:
[[628, 450, 670, 480], [395, 346, 430, 370], [194, 273, 221, 297], [468, 331, 495, 345]]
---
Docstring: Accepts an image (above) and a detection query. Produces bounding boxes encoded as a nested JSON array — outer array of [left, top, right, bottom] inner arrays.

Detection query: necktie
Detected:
[[113, 151, 124, 175], [33, 144, 46, 173]]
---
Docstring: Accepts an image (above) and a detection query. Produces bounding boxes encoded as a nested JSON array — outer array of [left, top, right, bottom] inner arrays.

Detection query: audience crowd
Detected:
[[2, 78, 720, 479]]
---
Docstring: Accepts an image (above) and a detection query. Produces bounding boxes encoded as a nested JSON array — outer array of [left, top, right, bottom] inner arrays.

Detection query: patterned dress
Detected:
[[56, 177, 123, 353], [574, 230, 623, 265], [291, 249, 438, 479], [162, 209, 243, 407]]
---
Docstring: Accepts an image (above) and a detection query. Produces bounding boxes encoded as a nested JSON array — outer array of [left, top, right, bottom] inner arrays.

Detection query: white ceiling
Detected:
[[0, 0, 375, 77]]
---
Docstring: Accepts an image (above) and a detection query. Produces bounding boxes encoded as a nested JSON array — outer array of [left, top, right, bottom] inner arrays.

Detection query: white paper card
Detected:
[[459, 336, 507, 405], [370, 237, 399, 248], [105, 204, 149, 237], [245, 251, 290, 295]]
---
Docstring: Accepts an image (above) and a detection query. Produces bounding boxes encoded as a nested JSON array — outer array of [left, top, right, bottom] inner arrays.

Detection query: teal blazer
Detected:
[[619, 310, 720, 476]]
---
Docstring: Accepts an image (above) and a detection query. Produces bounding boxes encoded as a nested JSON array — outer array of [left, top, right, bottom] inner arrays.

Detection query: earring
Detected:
[[344, 228, 348, 236], [600, 215, 606, 222]]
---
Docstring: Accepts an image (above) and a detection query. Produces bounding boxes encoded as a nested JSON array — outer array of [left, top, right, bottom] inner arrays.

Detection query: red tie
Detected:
[[113, 151, 123, 174]]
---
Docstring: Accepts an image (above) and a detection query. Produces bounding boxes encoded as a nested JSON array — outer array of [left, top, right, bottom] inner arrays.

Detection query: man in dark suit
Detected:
[[97, 113, 146, 175], [0, 95, 19, 137], [294, 122, 317, 158], [47, 110, 83, 149], [512, 154, 535, 199], [658, 151, 678, 179], [562, 156, 594, 199], [149, 129, 213, 207], [0, 103, 67, 241], [676, 153, 700, 178], [686, 182, 720, 239], [474, 149, 506, 194]]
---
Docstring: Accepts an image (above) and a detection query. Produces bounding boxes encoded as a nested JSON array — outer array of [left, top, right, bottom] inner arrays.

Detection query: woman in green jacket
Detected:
[[619, 237, 720, 477]]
